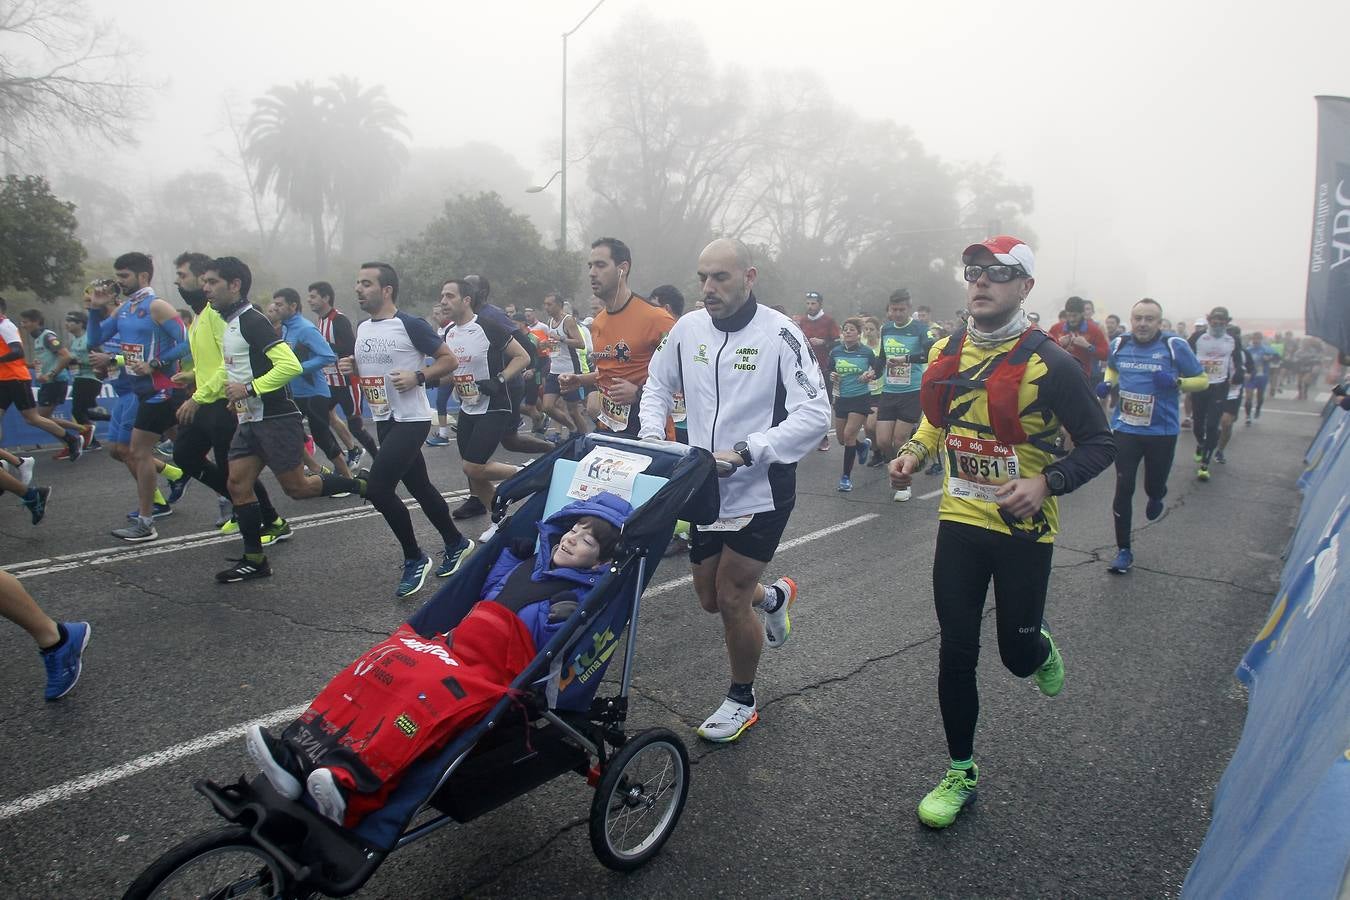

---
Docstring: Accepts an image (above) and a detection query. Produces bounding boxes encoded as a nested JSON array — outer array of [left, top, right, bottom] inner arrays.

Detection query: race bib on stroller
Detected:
[[598, 394, 631, 431], [885, 358, 912, 387], [359, 375, 390, 418], [945, 434, 1019, 504], [567, 446, 652, 503], [1117, 390, 1155, 427]]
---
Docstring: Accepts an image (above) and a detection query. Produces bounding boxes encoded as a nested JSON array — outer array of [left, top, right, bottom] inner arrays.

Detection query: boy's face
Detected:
[[553, 522, 606, 570]]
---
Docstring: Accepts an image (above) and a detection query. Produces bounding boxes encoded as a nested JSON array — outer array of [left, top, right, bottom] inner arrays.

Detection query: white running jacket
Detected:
[[639, 296, 832, 517]]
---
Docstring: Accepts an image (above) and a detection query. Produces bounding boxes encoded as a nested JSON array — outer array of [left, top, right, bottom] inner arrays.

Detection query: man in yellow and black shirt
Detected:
[[888, 236, 1114, 830]]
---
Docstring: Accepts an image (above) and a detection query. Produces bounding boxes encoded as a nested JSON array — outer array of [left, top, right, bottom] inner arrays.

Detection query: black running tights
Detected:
[[368, 419, 461, 560], [932, 521, 1054, 761]]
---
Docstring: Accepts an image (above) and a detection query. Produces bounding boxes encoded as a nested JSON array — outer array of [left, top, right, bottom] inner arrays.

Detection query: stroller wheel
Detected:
[[122, 825, 298, 899], [589, 727, 691, 871]]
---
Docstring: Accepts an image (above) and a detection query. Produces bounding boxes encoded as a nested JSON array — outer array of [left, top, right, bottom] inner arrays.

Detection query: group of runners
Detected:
[[1, 231, 1340, 833]]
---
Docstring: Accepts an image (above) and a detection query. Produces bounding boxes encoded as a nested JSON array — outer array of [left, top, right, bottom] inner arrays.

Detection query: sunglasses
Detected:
[[964, 264, 1027, 284]]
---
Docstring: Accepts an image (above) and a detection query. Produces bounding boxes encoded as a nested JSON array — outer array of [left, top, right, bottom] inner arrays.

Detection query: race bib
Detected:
[[567, 446, 653, 503], [672, 391, 687, 424], [1201, 357, 1226, 377], [697, 514, 754, 533], [944, 434, 1019, 503], [1117, 390, 1155, 428], [885, 358, 912, 387], [121, 342, 146, 364], [1227, 383, 1242, 401], [359, 375, 390, 418], [544, 339, 560, 356], [453, 373, 479, 401], [233, 397, 264, 423], [599, 394, 631, 431]]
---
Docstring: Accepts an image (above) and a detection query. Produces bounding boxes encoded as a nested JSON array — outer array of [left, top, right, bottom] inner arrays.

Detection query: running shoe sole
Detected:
[[245, 725, 302, 800], [697, 709, 760, 743], [764, 577, 798, 649], [307, 768, 347, 826]]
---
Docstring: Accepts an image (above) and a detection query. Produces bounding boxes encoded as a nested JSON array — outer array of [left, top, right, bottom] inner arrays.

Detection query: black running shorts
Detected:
[[689, 505, 793, 565]]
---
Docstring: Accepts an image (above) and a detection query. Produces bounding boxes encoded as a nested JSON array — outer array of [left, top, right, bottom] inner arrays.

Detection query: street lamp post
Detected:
[[558, 0, 605, 250]]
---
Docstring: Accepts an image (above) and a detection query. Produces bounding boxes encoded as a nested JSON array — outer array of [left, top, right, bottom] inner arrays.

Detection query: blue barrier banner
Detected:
[[1183, 406, 1350, 898]]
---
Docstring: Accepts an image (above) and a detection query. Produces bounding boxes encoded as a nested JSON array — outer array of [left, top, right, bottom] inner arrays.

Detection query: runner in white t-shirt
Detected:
[[338, 262, 474, 598], [438, 279, 531, 514]]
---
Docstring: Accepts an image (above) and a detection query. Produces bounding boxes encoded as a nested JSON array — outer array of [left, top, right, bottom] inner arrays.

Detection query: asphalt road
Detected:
[[0, 394, 1326, 899]]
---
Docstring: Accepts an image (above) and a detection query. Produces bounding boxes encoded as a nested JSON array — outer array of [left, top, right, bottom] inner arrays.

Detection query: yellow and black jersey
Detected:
[[902, 330, 1114, 542]]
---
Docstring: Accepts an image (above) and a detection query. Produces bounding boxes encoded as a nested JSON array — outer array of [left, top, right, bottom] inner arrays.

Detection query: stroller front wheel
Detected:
[[123, 825, 300, 900], [588, 727, 691, 871]]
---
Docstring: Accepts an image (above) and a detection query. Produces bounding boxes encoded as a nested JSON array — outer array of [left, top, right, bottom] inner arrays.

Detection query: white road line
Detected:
[[1258, 408, 1322, 417], [0, 511, 879, 820], [0, 705, 308, 822], [9, 491, 468, 580]]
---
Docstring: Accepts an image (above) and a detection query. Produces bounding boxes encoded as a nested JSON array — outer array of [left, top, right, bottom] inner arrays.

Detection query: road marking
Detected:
[[9, 491, 469, 580], [0, 511, 878, 820], [1258, 409, 1322, 417], [0, 705, 308, 822]]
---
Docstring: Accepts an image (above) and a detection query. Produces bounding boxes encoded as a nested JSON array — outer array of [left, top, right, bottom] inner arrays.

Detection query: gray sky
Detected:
[[78, 0, 1350, 323]]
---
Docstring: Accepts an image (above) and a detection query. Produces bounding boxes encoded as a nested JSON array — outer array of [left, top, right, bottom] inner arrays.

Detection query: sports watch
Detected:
[[1043, 468, 1067, 495], [733, 441, 753, 467]]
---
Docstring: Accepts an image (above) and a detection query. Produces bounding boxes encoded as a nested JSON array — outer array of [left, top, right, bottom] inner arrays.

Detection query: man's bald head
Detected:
[[697, 238, 757, 320]]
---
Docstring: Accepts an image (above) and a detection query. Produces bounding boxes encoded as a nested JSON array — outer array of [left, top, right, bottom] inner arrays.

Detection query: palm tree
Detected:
[[321, 76, 410, 257], [244, 81, 330, 273]]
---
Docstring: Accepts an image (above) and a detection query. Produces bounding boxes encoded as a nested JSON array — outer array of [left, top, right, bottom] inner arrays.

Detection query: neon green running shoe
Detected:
[[218, 517, 239, 535], [917, 764, 978, 829], [260, 518, 292, 546], [1035, 626, 1064, 697]]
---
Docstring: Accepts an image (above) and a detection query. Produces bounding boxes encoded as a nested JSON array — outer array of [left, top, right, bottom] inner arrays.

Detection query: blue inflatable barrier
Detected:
[[1, 387, 115, 449], [1182, 406, 1350, 899]]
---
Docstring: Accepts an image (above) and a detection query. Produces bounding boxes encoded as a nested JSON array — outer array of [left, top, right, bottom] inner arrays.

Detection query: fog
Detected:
[[36, 0, 1350, 325]]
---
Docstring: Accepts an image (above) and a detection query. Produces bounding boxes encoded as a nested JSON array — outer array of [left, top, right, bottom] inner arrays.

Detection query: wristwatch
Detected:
[[416, 370, 426, 386], [733, 441, 753, 467], [1043, 468, 1067, 496], [245, 383, 257, 398]]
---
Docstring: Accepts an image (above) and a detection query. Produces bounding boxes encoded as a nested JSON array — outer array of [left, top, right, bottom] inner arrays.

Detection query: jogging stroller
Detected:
[[123, 434, 718, 899]]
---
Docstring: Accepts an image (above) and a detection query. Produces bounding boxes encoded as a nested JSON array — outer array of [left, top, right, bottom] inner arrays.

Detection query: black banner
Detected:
[[1307, 96, 1350, 355]]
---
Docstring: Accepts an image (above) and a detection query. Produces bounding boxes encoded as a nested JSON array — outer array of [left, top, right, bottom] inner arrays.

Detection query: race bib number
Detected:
[[453, 373, 479, 401], [1117, 390, 1155, 428], [359, 375, 390, 418], [697, 514, 754, 533], [599, 394, 631, 431], [233, 397, 264, 423], [944, 434, 1019, 503], [885, 358, 912, 387], [544, 339, 560, 356], [121, 342, 146, 364], [672, 391, 687, 424], [567, 446, 653, 503], [1201, 357, 1226, 378]]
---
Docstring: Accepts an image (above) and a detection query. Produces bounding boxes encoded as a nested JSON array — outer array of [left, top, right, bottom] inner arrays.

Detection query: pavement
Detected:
[[0, 395, 1327, 898]]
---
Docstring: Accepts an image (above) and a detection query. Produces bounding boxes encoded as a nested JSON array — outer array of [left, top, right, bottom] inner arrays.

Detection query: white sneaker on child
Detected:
[[307, 767, 347, 826], [245, 725, 302, 800]]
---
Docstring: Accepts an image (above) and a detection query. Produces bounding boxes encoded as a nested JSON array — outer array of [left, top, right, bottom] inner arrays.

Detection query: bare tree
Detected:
[[0, 0, 148, 169]]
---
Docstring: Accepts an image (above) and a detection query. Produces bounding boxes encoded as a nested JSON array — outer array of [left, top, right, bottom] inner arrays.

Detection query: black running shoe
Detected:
[[216, 556, 272, 583], [452, 495, 487, 520], [245, 725, 303, 799]]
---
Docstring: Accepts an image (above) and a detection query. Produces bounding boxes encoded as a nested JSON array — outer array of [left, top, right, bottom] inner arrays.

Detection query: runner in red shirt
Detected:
[[1046, 296, 1108, 380], [796, 290, 839, 451]]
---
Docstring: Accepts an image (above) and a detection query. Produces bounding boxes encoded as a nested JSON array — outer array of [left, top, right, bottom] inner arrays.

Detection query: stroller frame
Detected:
[[124, 434, 717, 899]]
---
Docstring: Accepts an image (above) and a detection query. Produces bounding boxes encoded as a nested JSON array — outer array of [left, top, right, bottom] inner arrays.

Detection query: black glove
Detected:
[[547, 590, 581, 623], [509, 537, 535, 561], [476, 377, 506, 399]]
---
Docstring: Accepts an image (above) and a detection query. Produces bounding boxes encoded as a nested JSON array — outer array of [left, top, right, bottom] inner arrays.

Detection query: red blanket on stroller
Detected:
[[282, 601, 537, 825]]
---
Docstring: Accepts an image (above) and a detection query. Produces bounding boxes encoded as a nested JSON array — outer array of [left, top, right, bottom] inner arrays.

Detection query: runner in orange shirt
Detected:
[[558, 238, 674, 438]]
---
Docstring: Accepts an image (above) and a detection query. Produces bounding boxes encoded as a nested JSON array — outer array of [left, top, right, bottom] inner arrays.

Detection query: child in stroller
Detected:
[[245, 492, 632, 827]]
